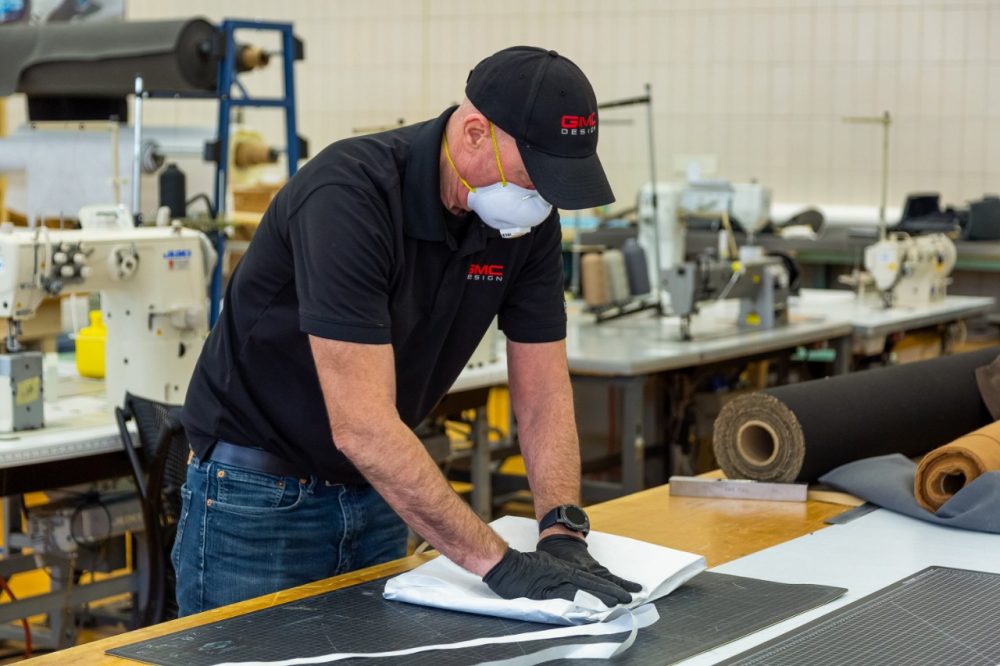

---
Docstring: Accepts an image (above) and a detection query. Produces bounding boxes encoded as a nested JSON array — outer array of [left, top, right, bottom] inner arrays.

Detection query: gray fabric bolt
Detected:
[[819, 454, 1000, 534]]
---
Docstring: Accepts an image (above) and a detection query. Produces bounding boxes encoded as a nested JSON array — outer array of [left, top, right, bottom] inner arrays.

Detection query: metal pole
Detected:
[[110, 121, 120, 206], [131, 76, 144, 223], [843, 112, 893, 242], [644, 83, 663, 313], [879, 110, 891, 241]]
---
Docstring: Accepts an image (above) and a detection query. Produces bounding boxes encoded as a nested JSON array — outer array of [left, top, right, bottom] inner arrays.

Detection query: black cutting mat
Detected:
[[110, 572, 843, 665], [719, 567, 1000, 666]]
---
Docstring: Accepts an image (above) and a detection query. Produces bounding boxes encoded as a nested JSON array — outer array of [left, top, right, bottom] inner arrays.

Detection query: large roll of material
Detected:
[[0, 18, 219, 97], [914, 421, 1000, 512], [713, 347, 1000, 483]]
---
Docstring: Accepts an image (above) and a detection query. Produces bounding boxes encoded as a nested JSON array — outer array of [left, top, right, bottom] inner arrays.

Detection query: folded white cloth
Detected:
[[384, 515, 706, 625]]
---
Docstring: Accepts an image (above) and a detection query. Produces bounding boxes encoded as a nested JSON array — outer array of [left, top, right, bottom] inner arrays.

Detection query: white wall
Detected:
[[6, 0, 1000, 214]]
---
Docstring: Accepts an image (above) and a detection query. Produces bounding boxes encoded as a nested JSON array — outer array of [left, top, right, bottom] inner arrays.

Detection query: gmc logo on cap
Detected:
[[561, 113, 597, 135]]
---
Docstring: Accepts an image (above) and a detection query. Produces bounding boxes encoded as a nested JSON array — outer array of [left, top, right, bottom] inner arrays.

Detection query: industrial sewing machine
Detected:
[[0, 219, 214, 431], [638, 179, 772, 283], [662, 247, 791, 340], [862, 232, 956, 308]]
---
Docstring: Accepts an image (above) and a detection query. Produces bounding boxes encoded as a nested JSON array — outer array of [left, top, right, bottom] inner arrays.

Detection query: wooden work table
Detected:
[[31, 486, 848, 665]]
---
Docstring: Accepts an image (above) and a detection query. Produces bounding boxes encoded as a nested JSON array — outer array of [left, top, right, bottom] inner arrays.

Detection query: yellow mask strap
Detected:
[[442, 132, 476, 193], [488, 122, 507, 186], [442, 121, 508, 193]]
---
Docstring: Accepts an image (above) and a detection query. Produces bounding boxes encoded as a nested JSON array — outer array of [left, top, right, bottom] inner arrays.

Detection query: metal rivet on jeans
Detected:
[[206, 499, 213, 507], [277, 480, 284, 487], [217, 470, 225, 478], [299, 478, 307, 485]]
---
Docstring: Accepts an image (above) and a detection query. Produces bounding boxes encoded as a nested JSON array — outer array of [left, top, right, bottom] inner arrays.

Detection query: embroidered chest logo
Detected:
[[467, 263, 504, 282]]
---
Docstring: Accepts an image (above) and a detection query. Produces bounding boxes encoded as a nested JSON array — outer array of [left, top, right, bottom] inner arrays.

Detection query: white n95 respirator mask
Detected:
[[444, 122, 553, 239], [466, 183, 552, 239]]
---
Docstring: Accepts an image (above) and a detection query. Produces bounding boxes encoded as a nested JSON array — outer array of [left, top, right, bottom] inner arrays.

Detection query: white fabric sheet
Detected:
[[383, 515, 706, 625], [212, 604, 660, 666]]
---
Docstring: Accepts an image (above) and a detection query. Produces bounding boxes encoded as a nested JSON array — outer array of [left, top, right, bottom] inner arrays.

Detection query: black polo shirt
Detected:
[[182, 107, 566, 484]]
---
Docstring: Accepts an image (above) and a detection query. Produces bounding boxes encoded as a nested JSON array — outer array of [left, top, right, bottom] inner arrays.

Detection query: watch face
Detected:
[[563, 505, 588, 528]]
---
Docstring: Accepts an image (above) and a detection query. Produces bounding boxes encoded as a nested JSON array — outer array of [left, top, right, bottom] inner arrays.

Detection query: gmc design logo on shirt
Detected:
[[560, 113, 597, 136], [467, 263, 504, 282]]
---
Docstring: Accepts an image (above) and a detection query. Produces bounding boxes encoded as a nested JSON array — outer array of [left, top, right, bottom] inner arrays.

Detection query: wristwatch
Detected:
[[538, 504, 590, 537]]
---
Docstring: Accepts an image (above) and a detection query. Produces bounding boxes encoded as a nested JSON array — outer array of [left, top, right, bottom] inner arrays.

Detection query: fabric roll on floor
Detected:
[[914, 420, 1000, 512], [0, 18, 219, 97], [713, 347, 1000, 483]]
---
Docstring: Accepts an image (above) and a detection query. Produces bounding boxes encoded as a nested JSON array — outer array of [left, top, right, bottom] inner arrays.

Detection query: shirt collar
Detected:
[[402, 106, 459, 242]]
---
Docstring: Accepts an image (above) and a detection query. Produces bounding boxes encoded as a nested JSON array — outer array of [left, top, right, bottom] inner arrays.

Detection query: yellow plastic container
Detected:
[[75, 310, 106, 379]]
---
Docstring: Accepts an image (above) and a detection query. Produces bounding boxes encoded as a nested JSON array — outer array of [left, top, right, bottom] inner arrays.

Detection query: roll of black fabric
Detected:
[[713, 347, 1000, 483], [0, 18, 219, 97]]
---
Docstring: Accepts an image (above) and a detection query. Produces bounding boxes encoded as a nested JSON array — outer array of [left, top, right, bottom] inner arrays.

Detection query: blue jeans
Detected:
[[171, 456, 408, 616]]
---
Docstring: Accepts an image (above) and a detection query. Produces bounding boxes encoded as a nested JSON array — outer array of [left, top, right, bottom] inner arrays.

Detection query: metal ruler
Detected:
[[669, 476, 808, 502]]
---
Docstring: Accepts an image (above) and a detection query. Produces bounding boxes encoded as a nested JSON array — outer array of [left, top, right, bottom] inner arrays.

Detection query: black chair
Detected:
[[115, 392, 189, 627]]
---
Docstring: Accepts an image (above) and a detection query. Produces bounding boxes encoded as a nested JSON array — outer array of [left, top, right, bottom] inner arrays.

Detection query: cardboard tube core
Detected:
[[736, 420, 779, 466], [940, 471, 966, 496]]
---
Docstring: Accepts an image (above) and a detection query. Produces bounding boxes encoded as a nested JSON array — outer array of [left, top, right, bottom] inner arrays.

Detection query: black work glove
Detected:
[[483, 547, 635, 607], [537, 534, 643, 594]]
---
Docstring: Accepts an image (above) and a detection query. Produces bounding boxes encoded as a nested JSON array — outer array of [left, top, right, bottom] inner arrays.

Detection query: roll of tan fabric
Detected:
[[914, 420, 1000, 512]]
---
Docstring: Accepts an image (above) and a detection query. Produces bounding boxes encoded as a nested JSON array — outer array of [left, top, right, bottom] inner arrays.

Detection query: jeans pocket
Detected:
[[208, 463, 304, 516], [171, 484, 193, 572]]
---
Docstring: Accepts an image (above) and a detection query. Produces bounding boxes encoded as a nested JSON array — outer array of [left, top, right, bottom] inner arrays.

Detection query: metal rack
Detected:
[[209, 19, 303, 324], [131, 18, 304, 325]]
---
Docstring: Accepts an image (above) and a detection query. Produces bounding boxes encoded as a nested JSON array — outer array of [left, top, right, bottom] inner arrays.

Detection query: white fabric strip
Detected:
[[212, 603, 659, 666]]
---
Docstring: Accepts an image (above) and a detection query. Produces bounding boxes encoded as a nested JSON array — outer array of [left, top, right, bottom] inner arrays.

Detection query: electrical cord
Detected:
[[0, 574, 32, 659], [185, 193, 217, 219]]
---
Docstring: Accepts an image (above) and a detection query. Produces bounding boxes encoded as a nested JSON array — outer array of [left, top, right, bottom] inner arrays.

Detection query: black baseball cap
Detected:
[[465, 46, 615, 210]]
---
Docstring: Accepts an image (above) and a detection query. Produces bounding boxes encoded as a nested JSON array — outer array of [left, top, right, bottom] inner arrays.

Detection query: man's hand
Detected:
[[483, 548, 635, 607], [537, 535, 643, 594]]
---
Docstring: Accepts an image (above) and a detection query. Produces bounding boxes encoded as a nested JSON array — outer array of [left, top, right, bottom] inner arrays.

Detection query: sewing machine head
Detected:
[[863, 232, 956, 308], [662, 248, 791, 340], [0, 218, 214, 431]]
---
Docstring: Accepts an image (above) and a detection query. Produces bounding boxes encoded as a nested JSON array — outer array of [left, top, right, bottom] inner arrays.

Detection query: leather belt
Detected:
[[205, 440, 302, 479]]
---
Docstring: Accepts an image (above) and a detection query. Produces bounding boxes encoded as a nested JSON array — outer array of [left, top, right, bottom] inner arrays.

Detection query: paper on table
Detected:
[[383, 515, 706, 625]]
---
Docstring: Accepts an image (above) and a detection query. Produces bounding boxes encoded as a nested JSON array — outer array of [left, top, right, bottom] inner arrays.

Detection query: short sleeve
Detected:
[[498, 212, 567, 343], [288, 184, 394, 344]]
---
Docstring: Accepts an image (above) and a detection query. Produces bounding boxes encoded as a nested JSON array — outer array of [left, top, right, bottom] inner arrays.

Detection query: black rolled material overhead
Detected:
[[713, 347, 1000, 483], [0, 18, 220, 97]]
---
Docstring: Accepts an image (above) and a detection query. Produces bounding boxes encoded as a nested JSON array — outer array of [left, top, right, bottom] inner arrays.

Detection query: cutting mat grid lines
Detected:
[[720, 567, 1000, 666], [109, 572, 845, 666]]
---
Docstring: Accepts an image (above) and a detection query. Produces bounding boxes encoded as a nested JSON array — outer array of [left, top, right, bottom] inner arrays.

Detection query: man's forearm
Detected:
[[516, 384, 582, 520], [507, 340, 582, 524], [309, 336, 506, 577], [507, 341, 580, 537], [334, 418, 506, 576]]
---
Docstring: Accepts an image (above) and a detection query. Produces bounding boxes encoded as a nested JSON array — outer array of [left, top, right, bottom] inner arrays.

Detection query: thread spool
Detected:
[[622, 238, 651, 296], [158, 163, 186, 220], [237, 45, 271, 72], [234, 139, 278, 168], [603, 249, 630, 303], [581, 253, 609, 308]]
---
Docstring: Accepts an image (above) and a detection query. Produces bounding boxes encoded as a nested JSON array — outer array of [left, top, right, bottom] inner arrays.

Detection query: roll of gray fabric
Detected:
[[713, 347, 1000, 483], [0, 18, 219, 97]]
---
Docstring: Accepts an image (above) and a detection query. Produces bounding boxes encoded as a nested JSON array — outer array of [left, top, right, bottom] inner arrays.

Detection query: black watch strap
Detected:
[[539, 504, 590, 536]]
